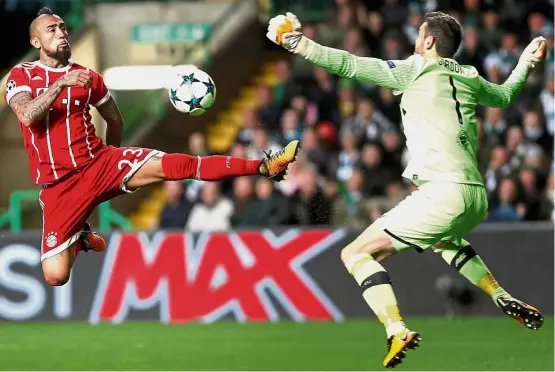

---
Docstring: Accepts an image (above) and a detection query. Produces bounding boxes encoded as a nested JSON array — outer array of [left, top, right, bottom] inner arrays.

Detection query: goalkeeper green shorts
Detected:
[[375, 181, 488, 252]]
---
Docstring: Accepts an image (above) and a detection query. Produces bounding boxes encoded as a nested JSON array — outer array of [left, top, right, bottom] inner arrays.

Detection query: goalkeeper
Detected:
[[267, 11, 547, 369]]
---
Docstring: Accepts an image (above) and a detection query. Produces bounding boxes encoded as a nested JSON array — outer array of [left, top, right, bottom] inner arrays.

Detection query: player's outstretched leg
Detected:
[[342, 225, 421, 368], [125, 140, 300, 190], [434, 240, 544, 330]]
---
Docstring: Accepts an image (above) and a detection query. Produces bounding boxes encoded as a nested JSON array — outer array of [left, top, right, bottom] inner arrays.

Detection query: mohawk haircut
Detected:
[[36, 7, 54, 17], [30, 7, 57, 37]]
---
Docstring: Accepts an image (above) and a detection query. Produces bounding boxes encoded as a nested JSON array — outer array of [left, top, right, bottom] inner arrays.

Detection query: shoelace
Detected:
[[263, 148, 285, 160]]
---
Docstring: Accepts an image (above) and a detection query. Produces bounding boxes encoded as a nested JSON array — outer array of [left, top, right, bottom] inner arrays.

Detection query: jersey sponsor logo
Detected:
[[89, 229, 346, 323], [387, 60, 396, 69], [31, 75, 43, 81]]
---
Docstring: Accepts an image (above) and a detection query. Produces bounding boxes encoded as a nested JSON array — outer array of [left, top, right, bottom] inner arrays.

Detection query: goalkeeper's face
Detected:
[[414, 22, 432, 56]]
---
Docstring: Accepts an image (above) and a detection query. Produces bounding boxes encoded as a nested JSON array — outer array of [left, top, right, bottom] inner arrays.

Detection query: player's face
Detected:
[[31, 15, 71, 61], [414, 22, 433, 56]]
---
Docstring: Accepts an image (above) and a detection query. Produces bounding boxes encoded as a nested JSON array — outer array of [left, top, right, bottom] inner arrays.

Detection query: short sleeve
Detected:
[[90, 71, 110, 107], [4, 67, 32, 106]]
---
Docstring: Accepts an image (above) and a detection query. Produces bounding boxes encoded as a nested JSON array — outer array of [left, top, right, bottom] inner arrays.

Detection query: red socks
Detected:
[[161, 153, 261, 181]]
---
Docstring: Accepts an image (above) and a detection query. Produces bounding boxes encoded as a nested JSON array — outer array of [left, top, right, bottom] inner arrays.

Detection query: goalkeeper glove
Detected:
[[266, 12, 311, 56], [518, 36, 547, 71]]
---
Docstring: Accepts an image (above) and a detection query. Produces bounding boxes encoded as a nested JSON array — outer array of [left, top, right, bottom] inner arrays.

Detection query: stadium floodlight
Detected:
[[103, 64, 198, 90]]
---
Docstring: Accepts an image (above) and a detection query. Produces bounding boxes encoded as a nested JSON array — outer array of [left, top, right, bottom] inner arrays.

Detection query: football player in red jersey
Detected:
[[5, 7, 300, 286]]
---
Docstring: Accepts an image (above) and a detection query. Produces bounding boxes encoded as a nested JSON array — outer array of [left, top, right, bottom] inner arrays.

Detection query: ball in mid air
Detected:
[[169, 66, 216, 115]]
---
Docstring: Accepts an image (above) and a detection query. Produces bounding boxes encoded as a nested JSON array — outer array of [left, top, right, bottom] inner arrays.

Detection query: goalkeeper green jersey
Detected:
[[303, 42, 528, 186]]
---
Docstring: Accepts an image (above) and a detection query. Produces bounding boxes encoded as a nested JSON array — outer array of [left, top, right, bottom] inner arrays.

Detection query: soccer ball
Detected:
[[168, 66, 216, 115]]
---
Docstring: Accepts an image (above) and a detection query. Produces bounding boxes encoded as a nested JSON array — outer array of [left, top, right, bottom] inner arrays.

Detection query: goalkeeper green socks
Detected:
[[435, 241, 510, 303], [345, 253, 406, 337]]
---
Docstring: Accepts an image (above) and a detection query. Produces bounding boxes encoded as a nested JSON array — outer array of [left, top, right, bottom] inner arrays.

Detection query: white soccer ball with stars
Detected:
[[168, 66, 216, 115]]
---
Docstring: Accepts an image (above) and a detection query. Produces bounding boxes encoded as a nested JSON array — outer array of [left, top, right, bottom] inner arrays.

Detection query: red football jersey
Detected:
[[4, 61, 110, 185]]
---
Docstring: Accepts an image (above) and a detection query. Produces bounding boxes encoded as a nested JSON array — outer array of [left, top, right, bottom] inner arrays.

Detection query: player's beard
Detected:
[[45, 46, 72, 63]]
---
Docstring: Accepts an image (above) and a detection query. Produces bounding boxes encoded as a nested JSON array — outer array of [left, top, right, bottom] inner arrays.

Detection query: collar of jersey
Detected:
[[38, 60, 73, 72]]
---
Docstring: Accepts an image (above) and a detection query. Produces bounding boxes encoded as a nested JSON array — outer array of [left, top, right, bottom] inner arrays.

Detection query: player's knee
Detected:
[[341, 234, 394, 264], [433, 241, 453, 250], [42, 261, 71, 286], [340, 240, 380, 263], [340, 246, 356, 264], [43, 270, 70, 286]]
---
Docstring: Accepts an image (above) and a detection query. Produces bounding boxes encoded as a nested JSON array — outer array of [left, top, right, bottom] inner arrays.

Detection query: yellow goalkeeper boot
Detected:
[[259, 140, 300, 181], [383, 329, 422, 368]]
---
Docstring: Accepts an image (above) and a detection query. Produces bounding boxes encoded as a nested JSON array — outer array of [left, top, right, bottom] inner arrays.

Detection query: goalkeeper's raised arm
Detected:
[[266, 13, 420, 93], [477, 36, 547, 108], [267, 12, 547, 99]]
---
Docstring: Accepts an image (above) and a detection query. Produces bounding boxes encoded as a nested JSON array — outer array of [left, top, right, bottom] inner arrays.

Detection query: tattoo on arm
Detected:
[[96, 96, 122, 122], [97, 96, 124, 147], [9, 80, 64, 126], [9, 93, 33, 121]]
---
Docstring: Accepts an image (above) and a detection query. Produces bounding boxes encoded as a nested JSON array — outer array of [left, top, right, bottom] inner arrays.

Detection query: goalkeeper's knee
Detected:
[[433, 239, 478, 272]]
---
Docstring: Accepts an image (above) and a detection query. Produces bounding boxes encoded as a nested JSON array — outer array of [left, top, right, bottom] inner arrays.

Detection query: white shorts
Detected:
[[375, 182, 488, 252]]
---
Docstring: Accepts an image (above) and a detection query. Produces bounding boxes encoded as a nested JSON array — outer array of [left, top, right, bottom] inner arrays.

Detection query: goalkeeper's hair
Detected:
[[424, 11, 462, 58], [36, 7, 54, 17]]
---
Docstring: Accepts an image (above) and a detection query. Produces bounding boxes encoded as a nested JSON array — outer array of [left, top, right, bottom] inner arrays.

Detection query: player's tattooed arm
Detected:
[[9, 80, 64, 127], [96, 96, 123, 147], [9, 69, 92, 126]]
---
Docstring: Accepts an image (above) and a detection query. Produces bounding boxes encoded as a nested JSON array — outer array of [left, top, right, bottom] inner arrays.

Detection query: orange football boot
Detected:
[[80, 221, 106, 253], [259, 140, 300, 181], [496, 297, 544, 330]]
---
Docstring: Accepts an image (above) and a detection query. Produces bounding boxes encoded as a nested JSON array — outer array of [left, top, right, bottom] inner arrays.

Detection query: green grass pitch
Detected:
[[0, 317, 552, 371]]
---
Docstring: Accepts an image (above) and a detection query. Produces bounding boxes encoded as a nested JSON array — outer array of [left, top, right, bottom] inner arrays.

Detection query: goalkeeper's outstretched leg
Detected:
[[341, 223, 422, 369], [433, 240, 544, 330]]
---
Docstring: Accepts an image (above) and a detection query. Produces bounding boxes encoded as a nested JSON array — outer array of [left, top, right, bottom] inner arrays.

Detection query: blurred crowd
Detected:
[[159, 0, 555, 231]]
